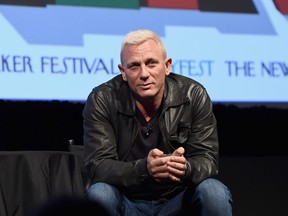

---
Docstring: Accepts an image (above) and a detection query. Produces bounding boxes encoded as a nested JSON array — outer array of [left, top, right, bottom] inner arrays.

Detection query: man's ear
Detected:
[[165, 57, 172, 76], [118, 64, 127, 81]]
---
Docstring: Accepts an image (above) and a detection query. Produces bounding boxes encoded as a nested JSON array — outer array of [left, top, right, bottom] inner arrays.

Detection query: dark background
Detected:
[[1, 100, 287, 157]]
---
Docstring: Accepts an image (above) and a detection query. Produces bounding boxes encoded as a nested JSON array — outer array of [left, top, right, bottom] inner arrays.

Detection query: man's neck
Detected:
[[135, 99, 159, 121]]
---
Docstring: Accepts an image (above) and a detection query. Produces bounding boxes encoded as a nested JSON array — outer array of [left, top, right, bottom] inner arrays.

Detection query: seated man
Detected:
[[83, 29, 233, 216]]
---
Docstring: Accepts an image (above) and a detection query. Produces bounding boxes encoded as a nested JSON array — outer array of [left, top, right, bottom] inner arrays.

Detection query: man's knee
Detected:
[[86, 182, 123, 215], [195, 178, 231, 201], [86, 182, 118, 203]]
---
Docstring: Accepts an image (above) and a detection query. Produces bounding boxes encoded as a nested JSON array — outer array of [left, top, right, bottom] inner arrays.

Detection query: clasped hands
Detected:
[[147, 147, 187, 182]]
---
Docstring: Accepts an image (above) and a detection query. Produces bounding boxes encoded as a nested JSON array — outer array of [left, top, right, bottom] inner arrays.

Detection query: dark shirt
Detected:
[[124, 105, 184, 200], [125, 106, 165, 161]]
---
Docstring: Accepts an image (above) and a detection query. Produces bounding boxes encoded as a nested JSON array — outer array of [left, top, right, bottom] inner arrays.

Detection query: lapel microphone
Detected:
[[144, 125, 153, 137]]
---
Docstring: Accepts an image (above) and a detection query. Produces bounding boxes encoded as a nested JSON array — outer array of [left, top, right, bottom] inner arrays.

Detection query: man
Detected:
[[83, 29, 233, 215]]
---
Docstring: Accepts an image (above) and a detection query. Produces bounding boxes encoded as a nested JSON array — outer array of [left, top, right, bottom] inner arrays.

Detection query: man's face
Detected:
[[118, 39, 172, 101]]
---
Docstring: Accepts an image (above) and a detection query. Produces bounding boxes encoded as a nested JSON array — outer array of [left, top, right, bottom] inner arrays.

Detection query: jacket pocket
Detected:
[[169, 122, 191, 147]]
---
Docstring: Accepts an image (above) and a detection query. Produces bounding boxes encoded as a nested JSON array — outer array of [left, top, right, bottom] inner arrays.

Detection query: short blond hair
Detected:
[[120, 29, 167, 63]]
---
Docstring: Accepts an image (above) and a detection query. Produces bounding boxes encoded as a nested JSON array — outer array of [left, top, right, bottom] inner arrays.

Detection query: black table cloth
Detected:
[[0, 151, 84, 216]]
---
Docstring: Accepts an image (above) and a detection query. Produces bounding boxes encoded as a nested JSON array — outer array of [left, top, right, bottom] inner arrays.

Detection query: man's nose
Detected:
[[140, 66, 150, 78]]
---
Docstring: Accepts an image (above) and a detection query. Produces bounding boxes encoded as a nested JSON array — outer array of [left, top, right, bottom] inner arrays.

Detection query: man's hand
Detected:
[[147, 147, 187, 182]]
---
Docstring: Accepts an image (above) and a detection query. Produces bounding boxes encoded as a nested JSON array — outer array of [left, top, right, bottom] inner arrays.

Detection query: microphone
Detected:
[[145, 126, 153, 137]]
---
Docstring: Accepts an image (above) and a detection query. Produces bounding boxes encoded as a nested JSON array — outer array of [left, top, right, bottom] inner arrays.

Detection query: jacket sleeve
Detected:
[[181, 85, 219, 187], [82, 88, 148, 187]]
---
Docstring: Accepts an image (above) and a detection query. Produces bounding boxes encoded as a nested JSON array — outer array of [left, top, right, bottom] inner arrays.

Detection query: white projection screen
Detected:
[[0, 0, 287, 104]]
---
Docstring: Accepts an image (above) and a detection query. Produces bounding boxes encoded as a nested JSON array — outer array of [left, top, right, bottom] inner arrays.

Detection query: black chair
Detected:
[[67, 140, 89, 190]]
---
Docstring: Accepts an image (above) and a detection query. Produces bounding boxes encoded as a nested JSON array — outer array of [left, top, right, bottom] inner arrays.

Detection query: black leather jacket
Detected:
[[83, 73, 218, 189]]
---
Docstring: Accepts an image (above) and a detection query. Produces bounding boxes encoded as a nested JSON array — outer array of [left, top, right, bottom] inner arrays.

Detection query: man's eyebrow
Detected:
[[127, 61, 140, 68], [146, 58, 159, 63]]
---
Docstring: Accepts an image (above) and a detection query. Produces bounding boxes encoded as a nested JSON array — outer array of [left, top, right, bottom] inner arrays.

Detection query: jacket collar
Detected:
[[116, 80, 135, 116], [163, 76, 190, 108]]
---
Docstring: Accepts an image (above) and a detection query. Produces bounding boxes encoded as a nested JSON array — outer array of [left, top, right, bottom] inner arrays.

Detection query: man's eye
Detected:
[[148, 62, 157, 67], [147, 59, 158, 65], [129, 65, 139, 71]]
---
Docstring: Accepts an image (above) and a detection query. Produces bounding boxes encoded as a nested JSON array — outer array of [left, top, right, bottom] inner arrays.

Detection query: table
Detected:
[[0, 151, 84, 216]]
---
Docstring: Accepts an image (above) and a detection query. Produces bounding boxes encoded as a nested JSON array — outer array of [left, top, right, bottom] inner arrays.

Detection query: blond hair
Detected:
[[120, 29, 167, 63]]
